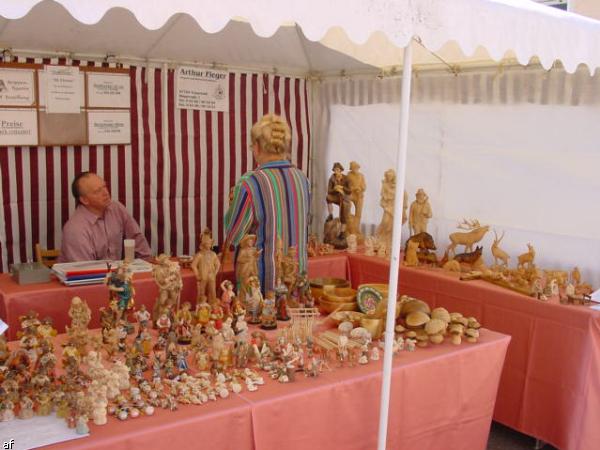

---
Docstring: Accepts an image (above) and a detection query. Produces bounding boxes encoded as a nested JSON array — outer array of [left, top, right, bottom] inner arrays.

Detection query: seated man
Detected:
[[58, 171, 151, 262]]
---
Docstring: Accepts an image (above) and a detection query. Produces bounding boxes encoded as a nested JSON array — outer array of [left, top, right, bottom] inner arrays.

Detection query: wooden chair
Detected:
[[35, 243, 60, 268]]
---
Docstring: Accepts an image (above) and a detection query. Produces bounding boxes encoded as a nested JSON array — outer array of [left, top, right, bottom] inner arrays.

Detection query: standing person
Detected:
[[58, 171, 151, 262], [223, 114, 310, 294], [409, 188, 433, 235]]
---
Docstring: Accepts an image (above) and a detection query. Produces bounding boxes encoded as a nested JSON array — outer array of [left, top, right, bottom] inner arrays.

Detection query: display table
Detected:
[[39, 329, 509, 450], [0, 254, 349, 340], [348, 253, 600, 450]]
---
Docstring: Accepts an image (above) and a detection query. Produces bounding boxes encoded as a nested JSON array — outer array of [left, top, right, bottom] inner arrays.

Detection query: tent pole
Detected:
[[376, 41, 413, 450]]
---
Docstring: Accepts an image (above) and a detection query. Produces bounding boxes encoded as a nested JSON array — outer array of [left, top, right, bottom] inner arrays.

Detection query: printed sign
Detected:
[[0, 108, 38, 145], [176, 66, 228, 112], [0, 69, 35, 106], [88, 110, 131, 144], [43, 65, 82, 113], [87, 73, 131, 108], [39, 67, 84, 112]]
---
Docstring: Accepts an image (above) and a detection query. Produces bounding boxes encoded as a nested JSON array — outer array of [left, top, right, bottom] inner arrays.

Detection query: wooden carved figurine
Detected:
[[326, 162, 352, 236], [491, 229, 510, 267], [447, 219, 490, 256], [404, 240, 420, 266], [409, 188, 432, 235], [191, 228, 221, 305], [152, 254, 183, 323], [346, 161, 366, 238], [375, 169, 396, 250], [282, 246, 299, 294], [517, 244, 536, 270]]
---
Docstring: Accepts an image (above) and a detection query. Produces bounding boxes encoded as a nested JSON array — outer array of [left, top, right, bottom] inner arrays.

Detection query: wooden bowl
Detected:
[[310, 277, 350, 302], [328, 311, 366, 327], [322, 287, 357, 303], [318, 299, 357, 314]]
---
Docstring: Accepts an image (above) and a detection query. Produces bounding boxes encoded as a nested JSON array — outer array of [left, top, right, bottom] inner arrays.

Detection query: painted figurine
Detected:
[[260, 291, 278, 330]]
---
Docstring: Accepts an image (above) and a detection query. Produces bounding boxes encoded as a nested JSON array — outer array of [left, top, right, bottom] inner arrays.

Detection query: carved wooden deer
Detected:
[[447, 219, 490, 256], [517, 244, 535, 270], [491, 229, 509, 267]]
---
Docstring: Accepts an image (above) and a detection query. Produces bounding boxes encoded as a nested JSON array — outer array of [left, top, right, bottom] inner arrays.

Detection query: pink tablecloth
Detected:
[[348, 252, 600, 450], [42, 329, 509, 450], [0, 254, 350, 340]]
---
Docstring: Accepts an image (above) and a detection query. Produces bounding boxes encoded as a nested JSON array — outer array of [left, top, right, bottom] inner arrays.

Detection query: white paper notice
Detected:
[[0, 69, 35, 106], [39, 68, 84, 111], [0, 108, 38, 145], [0, 413, 88, 450], [87, 73, 130, 108], [88, 110, 131, 144], [176, 67, 229, 112]]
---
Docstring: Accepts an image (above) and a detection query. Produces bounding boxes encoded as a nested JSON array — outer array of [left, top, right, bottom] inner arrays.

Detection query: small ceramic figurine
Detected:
[[275, 277, 290, 321], [191, 229, 221, 305], [245, 276, 263, 325], [364, 235, 376, 256], [18, 396, 34, 419], [408, 188, 432, 235], [260, 291, 278, 330], [67, 296, 92, 331], [491, 230, 510, 267], [447, 219, 490, 256], [134, 305, 151, 331], [375, 169, 396, 250], [235, 234, 261, 301], [220, 280, 236, 317], [517, 243, 536, 270]]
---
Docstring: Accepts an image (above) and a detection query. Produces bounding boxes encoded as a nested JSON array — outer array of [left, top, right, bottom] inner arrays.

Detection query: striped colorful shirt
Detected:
[[224, 160, 310, 293]]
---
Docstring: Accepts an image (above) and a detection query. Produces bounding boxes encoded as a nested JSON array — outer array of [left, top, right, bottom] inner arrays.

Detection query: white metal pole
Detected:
[[376, 42, 413, 450]]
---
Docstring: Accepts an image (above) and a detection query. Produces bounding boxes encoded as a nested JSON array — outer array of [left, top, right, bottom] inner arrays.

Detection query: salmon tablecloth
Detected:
[[0, 254, 350, 340], [38, 329, 508, 450], [348, 252, 600, 450]]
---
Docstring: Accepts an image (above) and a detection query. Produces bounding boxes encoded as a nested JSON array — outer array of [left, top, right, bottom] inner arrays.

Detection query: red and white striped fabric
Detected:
[[0, 58, 311, 271]]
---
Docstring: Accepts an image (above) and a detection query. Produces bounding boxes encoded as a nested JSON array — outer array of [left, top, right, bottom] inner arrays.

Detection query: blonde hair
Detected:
[[250, 114, 291, 156]]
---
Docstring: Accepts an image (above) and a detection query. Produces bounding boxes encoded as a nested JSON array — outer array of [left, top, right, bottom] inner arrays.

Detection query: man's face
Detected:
[[79, 174, 111, 212]]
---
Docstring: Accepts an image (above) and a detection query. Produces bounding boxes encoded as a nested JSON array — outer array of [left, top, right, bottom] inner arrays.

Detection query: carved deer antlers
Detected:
[[457, 218, 482, 230]]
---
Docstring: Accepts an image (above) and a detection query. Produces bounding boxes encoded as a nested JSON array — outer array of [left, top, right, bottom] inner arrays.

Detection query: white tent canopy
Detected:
[[1, 0, 600, 75]]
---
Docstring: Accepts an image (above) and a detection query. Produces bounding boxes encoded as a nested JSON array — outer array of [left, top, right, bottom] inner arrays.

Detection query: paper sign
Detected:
[[87, 110, 131, 144], [176, 66, 229, 112], [0, 108, 38, 145], [0, 68, 35, 106], [0, 318, 7, 336], [87, 72, 131, 108], [39, 68, 84, 111]]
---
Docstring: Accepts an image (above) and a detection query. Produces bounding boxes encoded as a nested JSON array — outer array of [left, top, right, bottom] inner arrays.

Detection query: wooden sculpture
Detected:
[[326, 162, 351, 236], [236, 234, 261, 302], [375, 169, 396, 250], [409, 188, 432, 235], [447, 219, 490, 256], [517, 244, 535, 270], [491, 229, 509, 267], [404, 240, 420, 266]]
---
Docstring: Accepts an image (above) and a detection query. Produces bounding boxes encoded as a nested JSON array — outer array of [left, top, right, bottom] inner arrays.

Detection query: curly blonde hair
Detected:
[[250, 114, 291, 156]]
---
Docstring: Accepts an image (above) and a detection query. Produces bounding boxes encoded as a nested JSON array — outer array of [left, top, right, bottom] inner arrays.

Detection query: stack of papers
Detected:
[[52, 259, 153, 286]]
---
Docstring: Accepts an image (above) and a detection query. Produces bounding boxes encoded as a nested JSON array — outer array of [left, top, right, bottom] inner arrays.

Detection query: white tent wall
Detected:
[[313, 65, 600, 287]]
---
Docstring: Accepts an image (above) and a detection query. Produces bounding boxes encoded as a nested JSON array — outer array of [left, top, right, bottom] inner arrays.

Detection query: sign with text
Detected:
[[43, 65, 82, 113], [0, 108, 38, 145], [87, 73, 130, 108], [88, 110, 131, 144], [0, 69, 35, 106], [176, 67, 228, 112]]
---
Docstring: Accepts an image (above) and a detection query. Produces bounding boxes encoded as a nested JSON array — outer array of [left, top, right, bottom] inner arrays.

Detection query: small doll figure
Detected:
[[260, 291, 278, 330], [176, 348, 189, 373], [195, 297, 211, 328], [210, 302, 225, 330], [18, 396, 35, 419], [275, 277, 290, 321], [370, 346, 380, 361], [175, 302, 193, 344], [220, 280, 236, 317], [134, 305, 151, 332], [156, 313, 172, 337], [245, 276, 263, 325]]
